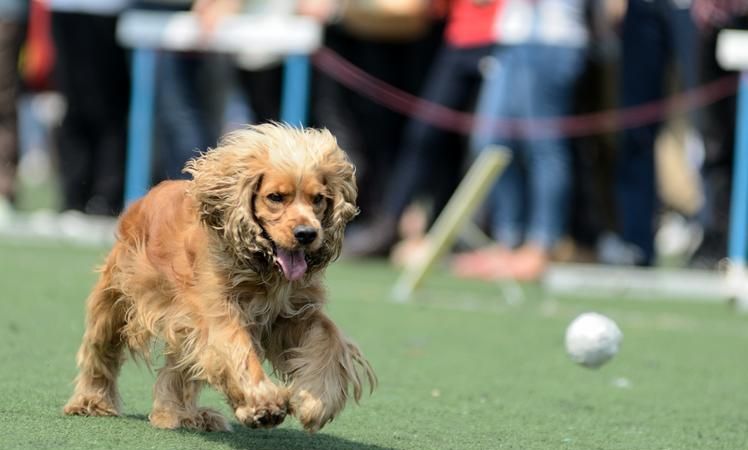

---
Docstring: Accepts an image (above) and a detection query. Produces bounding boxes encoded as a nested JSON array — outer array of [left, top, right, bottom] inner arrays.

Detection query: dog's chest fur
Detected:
[[234, 278, 321, 334]]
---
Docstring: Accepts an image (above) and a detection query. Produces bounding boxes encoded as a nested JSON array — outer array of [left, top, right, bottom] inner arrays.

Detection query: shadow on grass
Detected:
[[124, 414, 393, 450], [200, 427, 393, 450]]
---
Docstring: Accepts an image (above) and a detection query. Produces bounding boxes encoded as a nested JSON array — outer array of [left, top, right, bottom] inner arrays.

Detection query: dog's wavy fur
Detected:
[[63, 124, 376, 433]]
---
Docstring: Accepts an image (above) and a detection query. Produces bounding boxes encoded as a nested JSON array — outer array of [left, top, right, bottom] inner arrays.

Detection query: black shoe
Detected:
[[689, 232, 727, 270]]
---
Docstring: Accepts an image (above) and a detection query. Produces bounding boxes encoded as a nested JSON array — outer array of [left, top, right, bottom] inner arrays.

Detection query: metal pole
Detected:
[[281, 54, 310, 126], [729, 73, 748, 265], [124, 48, 157, 206]]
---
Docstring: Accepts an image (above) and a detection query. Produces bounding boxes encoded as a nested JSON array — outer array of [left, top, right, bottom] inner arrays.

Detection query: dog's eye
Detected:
[[267, 193, 285, 203], [313, 194, 325, 205]]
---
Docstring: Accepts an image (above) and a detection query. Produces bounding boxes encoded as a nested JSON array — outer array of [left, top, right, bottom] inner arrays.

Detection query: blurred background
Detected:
[[1, 0, 747, 282]]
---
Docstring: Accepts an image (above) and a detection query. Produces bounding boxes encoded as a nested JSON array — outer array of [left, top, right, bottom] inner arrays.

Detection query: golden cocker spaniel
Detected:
[[63, 123, 376, 433]]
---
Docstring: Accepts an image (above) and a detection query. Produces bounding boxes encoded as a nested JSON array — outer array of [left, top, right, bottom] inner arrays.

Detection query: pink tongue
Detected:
[[276, 248, 307, 281]]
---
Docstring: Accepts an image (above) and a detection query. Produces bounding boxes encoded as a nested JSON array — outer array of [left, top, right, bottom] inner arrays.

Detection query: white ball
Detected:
[[565, 312, 622, 368]]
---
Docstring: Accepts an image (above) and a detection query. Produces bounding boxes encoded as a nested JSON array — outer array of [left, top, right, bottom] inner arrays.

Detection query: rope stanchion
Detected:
[[312, 46, 739, 140]]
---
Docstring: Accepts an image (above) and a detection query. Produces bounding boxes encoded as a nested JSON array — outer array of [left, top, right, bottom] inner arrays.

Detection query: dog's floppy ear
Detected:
[[184, 130, 273, 260], [319, 134, 359, 262]]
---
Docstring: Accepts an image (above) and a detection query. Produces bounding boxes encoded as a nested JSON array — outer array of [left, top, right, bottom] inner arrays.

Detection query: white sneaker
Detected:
[[655, 212, 703, 264], [0, 196, 14, 228]]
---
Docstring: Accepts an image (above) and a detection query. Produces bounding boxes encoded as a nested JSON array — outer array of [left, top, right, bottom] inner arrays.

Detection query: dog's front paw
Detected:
[[234, 380, 289, 429], [290, 389, 336, 433]]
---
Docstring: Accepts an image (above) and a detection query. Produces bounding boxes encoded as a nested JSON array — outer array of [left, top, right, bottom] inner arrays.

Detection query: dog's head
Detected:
[[185, 123, 358, 280]]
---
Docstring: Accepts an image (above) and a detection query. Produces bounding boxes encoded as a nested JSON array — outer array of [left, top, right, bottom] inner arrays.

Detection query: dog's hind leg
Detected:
[[64, 257, 127, 417], [149, 353, 231, 432]]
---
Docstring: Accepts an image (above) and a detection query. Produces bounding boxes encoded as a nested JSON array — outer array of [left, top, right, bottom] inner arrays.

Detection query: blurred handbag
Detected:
[[341, 0, 431, 41]]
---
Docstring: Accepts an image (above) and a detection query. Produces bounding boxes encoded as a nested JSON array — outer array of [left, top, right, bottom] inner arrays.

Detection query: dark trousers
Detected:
[[236, 64, 282, 125], [381, 43, 490, 222], [0, 20, 24, 202], [616, 0, 698, 264], [51, 12, 129, 216], [313, 24, 441, 221]]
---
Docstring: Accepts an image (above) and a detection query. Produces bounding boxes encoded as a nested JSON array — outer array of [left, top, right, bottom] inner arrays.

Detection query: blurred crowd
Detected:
[[0, 0, 747, 280]]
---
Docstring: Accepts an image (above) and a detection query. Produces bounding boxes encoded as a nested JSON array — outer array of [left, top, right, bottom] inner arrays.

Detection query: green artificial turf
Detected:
[[1, 239, 748, 449]]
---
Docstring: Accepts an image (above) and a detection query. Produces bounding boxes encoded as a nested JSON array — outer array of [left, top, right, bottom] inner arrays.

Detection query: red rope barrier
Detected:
[[312, 46, 739, 140]]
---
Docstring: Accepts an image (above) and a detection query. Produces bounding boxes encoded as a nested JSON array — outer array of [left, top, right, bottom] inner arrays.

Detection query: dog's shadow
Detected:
[[125, 414, 394, 450]]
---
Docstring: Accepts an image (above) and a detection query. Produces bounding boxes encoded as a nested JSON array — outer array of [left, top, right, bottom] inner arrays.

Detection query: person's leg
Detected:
[[513, 45, 586, 280], [51, 12, 95, 212], [451, 159, 523, 280], [155, 52, 213, 181], [615, 0, 668, 265], [524, 45, 585, 249], [423, 45, 490, 229], [87, 15, 129, 216], [480, 47, 525, 250], [469, 47, 512, 156], [344, 44, 486, 257], [352, 39, 417, 217], [0, 19, 24, 205], [310, 26, 365, 188], [384, 45, 487, 218], [669, 1, 699, 95], [452, 46, 524, 279], [235, 64, 282, 124]]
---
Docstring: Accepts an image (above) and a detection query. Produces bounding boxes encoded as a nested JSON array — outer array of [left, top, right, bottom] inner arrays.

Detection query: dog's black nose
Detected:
[[293, 226, 318, 245]]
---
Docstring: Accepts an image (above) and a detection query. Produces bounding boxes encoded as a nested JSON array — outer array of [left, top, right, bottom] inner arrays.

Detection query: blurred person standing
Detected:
[[197, 0, 443, 228], [305, 0, 440, 225], [147, 0, 297, 181], [49, 0, 131, 216], [134, 0, 229, 182], [210, 0, 296, 126], [689, 0, 748, 268], [452, 0, 590, 281], [613, 0, 698, 266], [0, 0, 27, 218], [343, 0, 502, 258]]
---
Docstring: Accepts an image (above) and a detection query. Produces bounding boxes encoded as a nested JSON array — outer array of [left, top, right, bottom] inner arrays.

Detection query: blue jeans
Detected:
[[472, 44, 586, 249]]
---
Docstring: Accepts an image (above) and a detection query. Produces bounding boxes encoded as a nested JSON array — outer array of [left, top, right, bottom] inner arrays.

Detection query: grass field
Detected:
[[2, 239, 748, 450]]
